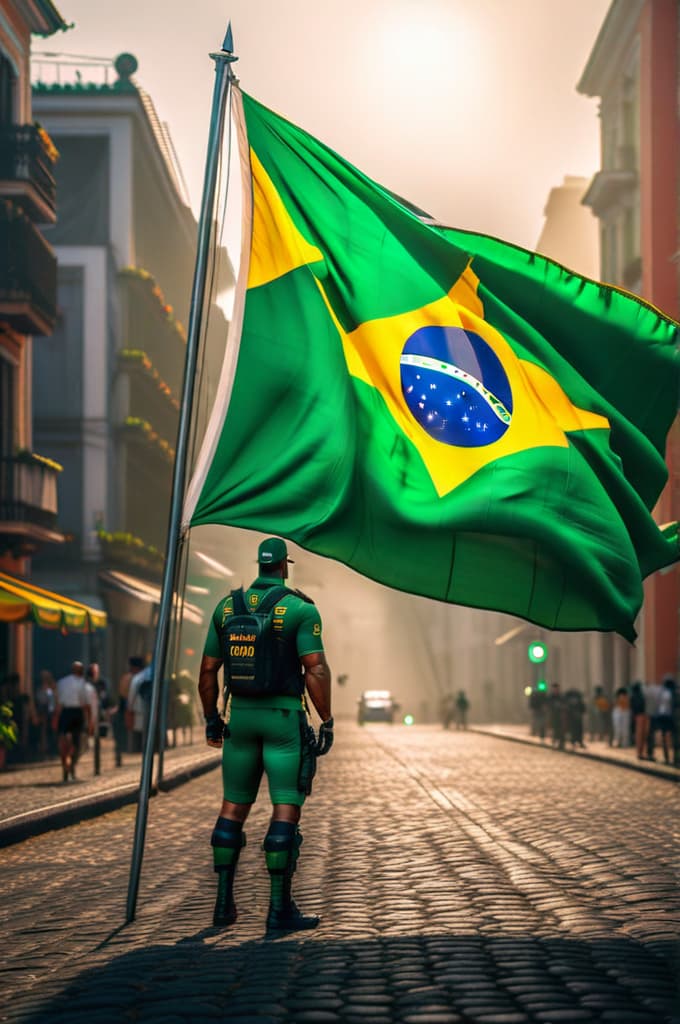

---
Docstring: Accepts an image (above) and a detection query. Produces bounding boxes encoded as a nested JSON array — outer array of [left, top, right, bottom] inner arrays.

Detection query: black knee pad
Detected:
[[263, 820, 297, 853], [211, 817, 246, 850]]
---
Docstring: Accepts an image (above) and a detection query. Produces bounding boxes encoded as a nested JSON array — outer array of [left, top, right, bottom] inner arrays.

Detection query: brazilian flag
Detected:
[[184, 89, 679, 641]]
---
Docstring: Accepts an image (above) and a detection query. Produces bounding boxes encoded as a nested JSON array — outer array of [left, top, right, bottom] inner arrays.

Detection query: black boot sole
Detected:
[[265, 915, 320, 937]]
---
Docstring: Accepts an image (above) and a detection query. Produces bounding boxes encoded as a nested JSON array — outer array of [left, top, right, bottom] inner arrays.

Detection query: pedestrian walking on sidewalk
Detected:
[[612, 686, 631, 748], [655, 677, 676, 765], [35, 670, 56, 757], [83, 670, 98, 751], [114, 656, 143, 765], [593, 686, 612, 744], [53, 661, 88, 782], [198, 537, 333, 935], [128, 662, 152, 753], [630, 681, 648, 760], [644, 678, 664, 761]]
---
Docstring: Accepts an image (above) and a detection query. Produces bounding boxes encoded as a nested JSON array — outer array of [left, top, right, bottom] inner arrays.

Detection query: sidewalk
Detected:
[[0, 734, 220, 847], [470, 722, 680, 781]]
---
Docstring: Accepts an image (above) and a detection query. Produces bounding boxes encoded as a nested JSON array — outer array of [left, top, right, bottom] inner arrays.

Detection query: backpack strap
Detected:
[[230, 587, 248, 615], [256, 585, 290, 615]]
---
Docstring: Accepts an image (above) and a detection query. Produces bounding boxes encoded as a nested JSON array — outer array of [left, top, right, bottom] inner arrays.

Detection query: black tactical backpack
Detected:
[[222, 585, 289, 697]]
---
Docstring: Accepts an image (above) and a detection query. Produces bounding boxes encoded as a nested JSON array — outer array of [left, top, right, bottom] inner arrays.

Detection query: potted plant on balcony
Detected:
[[0, 701, 18, 771]]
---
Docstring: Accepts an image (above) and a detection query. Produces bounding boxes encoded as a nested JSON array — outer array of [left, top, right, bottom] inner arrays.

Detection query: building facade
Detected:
[[579, 0, 680, 683], [0, 1, 69, 688], [31, 53, 229, 683]]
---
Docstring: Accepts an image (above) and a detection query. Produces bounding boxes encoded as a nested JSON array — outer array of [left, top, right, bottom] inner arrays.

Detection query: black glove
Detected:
[[315, 716, 334, 756], [205, 713, 225, 745]]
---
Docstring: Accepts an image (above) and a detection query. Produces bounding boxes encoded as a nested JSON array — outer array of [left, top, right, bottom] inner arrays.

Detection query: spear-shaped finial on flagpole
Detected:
[[223, 21, 234, 54], [126, 18, 239, 925]]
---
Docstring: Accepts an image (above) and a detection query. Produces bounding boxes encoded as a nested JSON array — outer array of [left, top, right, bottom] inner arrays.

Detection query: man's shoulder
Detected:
[[211, 593, 236, 618], [244, 583, 315, 609]]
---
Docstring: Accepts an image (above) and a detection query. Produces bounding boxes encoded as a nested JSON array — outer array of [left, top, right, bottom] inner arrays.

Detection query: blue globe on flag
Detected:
[[400, 325, 513, 447]]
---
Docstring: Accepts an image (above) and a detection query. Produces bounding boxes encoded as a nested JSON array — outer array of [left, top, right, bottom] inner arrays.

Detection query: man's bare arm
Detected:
[[301, 651, 332, 722], [198, 655, 223, 719]]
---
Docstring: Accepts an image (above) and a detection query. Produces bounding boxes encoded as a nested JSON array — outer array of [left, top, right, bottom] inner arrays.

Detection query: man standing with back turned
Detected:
[[198, 537, 333, 934]]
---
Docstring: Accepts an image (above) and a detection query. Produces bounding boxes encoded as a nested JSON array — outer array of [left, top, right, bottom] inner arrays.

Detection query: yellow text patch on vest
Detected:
[[229, 644, 255, 658], [274, 606, 287, 615]]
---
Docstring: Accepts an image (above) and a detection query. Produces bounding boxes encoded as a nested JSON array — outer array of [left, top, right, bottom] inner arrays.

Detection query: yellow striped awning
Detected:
[[0, 572, 107, 632]]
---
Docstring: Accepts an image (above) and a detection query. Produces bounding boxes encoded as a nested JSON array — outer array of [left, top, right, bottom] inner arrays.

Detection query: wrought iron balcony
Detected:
[[0, 200, 57, 335], [0, 453, 64, 551], [0, 124, 57, 224]]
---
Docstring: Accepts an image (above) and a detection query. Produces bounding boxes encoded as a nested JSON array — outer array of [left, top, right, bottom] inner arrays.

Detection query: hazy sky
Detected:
[[37, 0, 610, 249]]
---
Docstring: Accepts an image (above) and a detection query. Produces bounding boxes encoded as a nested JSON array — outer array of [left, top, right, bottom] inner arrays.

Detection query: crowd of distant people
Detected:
[[527, 677, 679, 766], [0, 657, 196, 781]]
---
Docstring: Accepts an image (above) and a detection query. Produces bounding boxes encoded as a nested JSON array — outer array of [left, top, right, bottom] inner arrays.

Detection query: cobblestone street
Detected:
[[2, 723, 679, 1023]]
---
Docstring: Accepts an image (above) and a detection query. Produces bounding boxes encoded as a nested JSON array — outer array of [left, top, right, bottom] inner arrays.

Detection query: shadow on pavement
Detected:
[[20, 932, 680, 1023]]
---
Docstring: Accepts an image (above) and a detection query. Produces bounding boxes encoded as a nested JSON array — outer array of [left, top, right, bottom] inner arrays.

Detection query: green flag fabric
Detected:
[[184, 88, 679, 640]]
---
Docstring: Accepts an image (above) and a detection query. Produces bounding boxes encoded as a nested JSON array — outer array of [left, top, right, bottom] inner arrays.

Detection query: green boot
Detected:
[[263, 822, 319, 934], [211, 817, 245, 927]]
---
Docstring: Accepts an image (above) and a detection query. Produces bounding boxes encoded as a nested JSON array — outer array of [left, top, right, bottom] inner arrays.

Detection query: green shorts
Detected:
[[222, 695, 306, 806]]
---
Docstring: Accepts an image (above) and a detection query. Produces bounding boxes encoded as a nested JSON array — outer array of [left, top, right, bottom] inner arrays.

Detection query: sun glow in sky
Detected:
[[34, 0, 610, 250]]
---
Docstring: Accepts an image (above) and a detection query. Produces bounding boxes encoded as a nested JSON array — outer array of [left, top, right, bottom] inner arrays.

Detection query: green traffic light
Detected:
[[528, 641, 548, 664], [537, 679, 548, 692]]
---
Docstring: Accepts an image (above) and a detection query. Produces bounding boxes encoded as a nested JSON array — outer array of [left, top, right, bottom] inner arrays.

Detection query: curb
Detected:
[[469, 726, 679, 783], [0, 753, 221, 848]]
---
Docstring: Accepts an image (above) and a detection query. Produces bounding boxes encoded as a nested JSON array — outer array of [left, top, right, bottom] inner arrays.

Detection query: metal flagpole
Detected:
[[125, 24, 238, 924]]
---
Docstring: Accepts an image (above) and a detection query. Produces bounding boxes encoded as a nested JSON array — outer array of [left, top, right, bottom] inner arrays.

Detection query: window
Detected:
[[0, 351, 15, 457], [0, 52, 16, 125]]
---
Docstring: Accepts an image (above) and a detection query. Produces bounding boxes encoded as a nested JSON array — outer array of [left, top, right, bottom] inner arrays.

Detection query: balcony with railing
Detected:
[[0, 124, 58, 224], [0, 453, 64, 552], [0, 200, 57, 335], [118, 267, 186, 394], [117, 348, 180, 444], [583, 143, 638, 218]]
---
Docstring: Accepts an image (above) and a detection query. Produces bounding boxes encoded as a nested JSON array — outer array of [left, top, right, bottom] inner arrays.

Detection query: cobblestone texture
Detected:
[[1, 724, 678, 1023]]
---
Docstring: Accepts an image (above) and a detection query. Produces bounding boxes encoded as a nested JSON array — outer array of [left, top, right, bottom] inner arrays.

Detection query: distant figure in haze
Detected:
[[54, 661, 88, 782], [455, 690, 469, 730], [529, 686, 547, 740], [611, 686, 631, 749], [440, 692, 456, 730], [564, 688, 586, 749], [548, 683, 565, 750]]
